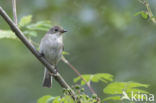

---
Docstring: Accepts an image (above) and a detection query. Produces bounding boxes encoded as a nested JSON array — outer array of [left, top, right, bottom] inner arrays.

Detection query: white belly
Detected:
[[40, 34, 63, 65]]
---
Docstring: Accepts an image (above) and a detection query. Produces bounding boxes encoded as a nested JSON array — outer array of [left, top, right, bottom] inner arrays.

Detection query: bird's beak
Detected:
[[61, 29, 67, 33]]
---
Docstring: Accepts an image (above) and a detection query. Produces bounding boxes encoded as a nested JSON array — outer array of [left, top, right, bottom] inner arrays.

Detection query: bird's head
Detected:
[[48, 26, 67, 35]]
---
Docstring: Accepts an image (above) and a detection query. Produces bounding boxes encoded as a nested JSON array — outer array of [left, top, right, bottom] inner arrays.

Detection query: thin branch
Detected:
[[0, 7, 79, 102], [12, 0, 17, 25], [138, 0, 146, 4], [62, 56, 97, 95], [138, 0, 156, 24], [144, 1, 156, 23]]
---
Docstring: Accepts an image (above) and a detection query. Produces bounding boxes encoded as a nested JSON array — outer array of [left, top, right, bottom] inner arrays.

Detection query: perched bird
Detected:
[[39, 26, 67, 88]]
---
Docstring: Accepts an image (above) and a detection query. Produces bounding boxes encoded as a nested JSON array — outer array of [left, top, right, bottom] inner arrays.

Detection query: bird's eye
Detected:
[[55, 29, 58, 32]]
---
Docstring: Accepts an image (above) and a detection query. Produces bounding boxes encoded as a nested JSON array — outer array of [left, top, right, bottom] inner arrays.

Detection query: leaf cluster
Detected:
[[37, 73, 150, 103], [0, 15, 51, 40]]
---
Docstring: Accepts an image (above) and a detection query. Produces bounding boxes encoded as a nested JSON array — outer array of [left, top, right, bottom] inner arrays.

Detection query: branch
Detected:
[[0, 7, 78, 102], [12, 0, 17, 25], [144, 1, 156, 24], [62, 56, 97, 95], [138, 0, 156, 24], [62, 57, 101, 102]]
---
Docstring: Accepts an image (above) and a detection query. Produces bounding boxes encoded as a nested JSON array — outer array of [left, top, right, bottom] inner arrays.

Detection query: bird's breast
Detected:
[[41, 34, 63, 64]]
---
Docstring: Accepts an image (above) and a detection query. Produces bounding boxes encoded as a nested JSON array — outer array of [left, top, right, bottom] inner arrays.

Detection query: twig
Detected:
[[62, 57, 101, 102], [12, 0, 17, 25], [0, 7, 79, 102], [62, 56, 97, 95], [138, 0, 146, 4], [138, 0, 156, 24], [144, 1, 156, 23]]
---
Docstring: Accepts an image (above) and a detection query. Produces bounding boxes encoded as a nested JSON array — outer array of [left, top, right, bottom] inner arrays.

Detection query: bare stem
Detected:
[[62, 56, 97, 95], [144, 1, 156, 23], [0, 7, 79, 102], [12, 0, 17, 25], [138, 0, 156, 24]]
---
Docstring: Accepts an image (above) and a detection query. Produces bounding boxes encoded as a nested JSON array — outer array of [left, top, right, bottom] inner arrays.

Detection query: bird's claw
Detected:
[[50, 69, 58, 76]]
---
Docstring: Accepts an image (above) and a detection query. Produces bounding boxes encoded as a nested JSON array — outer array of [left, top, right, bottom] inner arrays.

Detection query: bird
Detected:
[[39, 26, 67, 88]]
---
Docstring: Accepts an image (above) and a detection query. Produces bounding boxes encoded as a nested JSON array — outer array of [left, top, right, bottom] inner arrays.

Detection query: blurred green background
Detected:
[[0, 0, 156, 103]]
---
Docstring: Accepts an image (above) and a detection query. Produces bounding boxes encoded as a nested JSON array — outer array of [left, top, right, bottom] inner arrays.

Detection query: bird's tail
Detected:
[[42, 68, 52, 88]]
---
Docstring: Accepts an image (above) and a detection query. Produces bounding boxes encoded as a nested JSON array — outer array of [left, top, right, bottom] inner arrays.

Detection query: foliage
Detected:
[[73, 73, 113, 85], [137, 0, 156, 23], [0, 14, 152, 102], [0, 1, 155, 101], [37, 85, 98, 103], [0, 30, 16, 39], [38, 95, 53, 103], [37, 73, 150, 103], [104, 82, 149, 95], [62, 51, 70, 55], [103, 82, 149, 101], [19, 15, 32, 27], [26, 21, 51, 31], [134, 11, 148, 19], [0, 15, 51, 40]]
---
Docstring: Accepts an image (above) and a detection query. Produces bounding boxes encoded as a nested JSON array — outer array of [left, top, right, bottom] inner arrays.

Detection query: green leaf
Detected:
[[141, 12, 148, 19], [92, 73, 113, 83], [23, 30, 37, 37], [134, 11, 148, 19], [26, 21, 52, 31], [73, 73, 113, 85], [0, 30, 16, 39], [53, 96, 61, 103], [19, 15, 32, 27], [134, 11, 143, 16], [73, 74, 94, 85], [60, 95, 74, 103], [103, 82, 149, 95], [103, 82, 149, 101], [62, 51, 70, 55], [37, 95, 52, 103], [103, 96, 121, 101]]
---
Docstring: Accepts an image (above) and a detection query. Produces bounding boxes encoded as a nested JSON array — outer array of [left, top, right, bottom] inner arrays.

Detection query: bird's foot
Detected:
[[50, 69, 58, 76], [39, 53, 44, 57]]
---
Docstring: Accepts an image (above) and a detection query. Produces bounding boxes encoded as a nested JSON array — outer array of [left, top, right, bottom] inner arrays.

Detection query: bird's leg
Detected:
[[40, 52, 45, 57], [49, 65, 58, 76], [39, 52, 45, 58], [55, 66, 58, 72]]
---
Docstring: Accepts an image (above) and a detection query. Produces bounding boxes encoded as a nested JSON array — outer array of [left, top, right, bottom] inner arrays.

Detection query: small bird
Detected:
[[39, 26, 67, 88]]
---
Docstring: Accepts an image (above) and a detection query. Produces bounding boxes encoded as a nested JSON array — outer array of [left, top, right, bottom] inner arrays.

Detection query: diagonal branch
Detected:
[[0, 7, 78, 102], [62, 57, 101, 102], [62, 56, 97, 95]]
